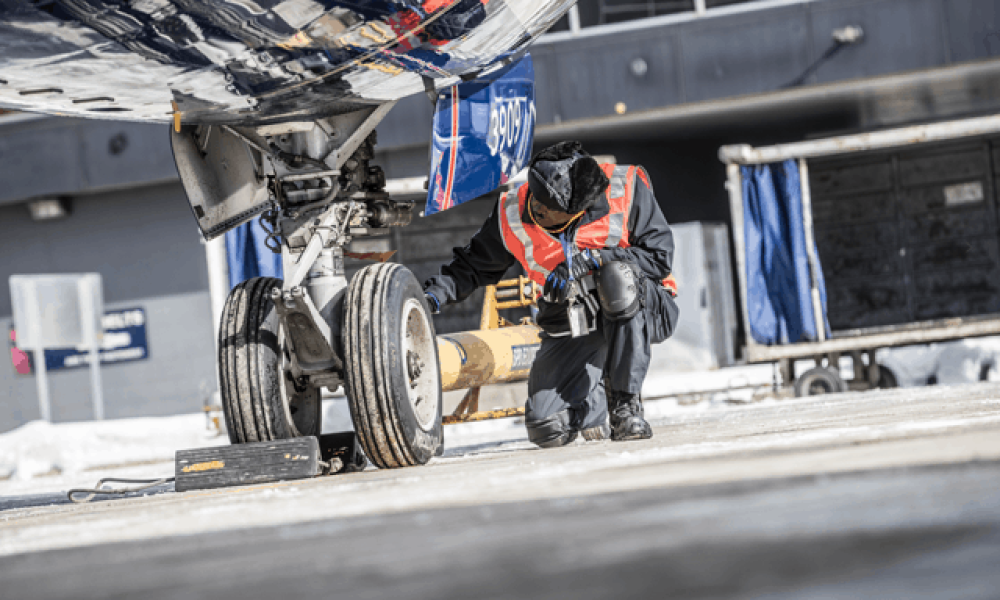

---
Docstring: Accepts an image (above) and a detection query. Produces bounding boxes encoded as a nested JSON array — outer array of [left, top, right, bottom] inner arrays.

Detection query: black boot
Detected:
[[607, 390, 652, 441]]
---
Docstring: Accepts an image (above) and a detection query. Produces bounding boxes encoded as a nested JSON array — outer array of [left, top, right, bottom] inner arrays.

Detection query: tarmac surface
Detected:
[[2, 382, 1000, 599]]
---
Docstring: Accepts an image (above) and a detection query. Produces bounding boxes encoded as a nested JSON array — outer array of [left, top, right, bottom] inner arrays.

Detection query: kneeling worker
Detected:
[[423, 141, 679, 447]]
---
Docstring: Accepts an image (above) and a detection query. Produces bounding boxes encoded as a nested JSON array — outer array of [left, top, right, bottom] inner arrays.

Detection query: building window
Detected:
[[598, 0, 696, 24], [548, 0, 766, 32]]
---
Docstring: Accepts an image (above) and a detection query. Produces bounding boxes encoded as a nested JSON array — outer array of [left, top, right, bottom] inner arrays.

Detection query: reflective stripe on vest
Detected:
[[605, 164, 632, 249], [499, 163, 637, 286], [501, 188, 549, 279]]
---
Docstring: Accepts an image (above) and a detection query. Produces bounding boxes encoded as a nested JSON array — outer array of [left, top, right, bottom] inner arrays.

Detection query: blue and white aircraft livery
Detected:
[[427, 54, 534, 215], [0, 1, 571, 217]]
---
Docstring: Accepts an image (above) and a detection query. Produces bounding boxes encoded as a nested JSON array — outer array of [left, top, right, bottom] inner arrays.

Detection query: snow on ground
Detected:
[[2, 343, 996, 500], [2, 381, 998, 559], [643, 363, 774, 399], [0, 414, 228, 496], [0, 387, 769, 498], [879, 336, 1000, 387]]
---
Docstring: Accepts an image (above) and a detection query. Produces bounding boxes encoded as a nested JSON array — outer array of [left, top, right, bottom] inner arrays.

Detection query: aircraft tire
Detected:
[[218, 277, 322, 444], [344, 263, 443, 469]]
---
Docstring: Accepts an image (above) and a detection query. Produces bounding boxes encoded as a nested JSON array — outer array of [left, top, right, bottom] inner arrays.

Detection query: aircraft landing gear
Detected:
[[173, 102, 444, 467]]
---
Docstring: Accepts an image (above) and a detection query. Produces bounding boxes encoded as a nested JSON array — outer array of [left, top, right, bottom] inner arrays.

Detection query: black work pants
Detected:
[[524, 280, 679, 436]]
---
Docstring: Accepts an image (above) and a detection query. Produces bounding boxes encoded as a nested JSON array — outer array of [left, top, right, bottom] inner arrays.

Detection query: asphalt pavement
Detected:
[[2, 382, 999, 599]]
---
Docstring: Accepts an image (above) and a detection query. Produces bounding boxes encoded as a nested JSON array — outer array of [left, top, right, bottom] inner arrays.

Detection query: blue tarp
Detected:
[[742, 160, 830, 345], [225, 218, 282, 288]]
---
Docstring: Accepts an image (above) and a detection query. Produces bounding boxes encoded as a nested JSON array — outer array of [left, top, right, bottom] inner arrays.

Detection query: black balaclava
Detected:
[[527, 141, 610, 214]]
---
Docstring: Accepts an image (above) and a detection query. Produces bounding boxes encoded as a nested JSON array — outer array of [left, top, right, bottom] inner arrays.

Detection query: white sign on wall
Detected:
[[10, 274, 103, 350], [9, 274, 105, 421]]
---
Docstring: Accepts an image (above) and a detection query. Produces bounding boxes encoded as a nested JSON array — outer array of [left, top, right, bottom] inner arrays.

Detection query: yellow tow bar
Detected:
[[437, 276, 541, 424]]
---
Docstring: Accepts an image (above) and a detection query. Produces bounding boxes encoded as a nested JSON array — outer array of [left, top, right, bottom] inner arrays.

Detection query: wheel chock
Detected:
[[174, 433, 367, 493], [175, 437, 321, 492]]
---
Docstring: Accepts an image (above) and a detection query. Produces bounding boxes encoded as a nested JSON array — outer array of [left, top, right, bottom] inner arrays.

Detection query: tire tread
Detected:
[[219, 277, 319, 444], [344, 263, 440, 469]]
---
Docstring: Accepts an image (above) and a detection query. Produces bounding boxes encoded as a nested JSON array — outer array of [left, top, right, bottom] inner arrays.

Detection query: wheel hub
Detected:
[[401, 298, 439, 431], [406, 350, 423, 387]]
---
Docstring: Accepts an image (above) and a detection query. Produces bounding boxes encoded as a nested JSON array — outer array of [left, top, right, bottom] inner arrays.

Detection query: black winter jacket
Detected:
[[423, 174, 674, 334]]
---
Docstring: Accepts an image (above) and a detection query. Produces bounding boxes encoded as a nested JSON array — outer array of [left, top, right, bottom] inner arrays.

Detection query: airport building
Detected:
[[3, 0, 1000, 430]]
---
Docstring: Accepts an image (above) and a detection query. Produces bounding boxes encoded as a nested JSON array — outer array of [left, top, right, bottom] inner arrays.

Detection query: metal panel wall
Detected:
[[547, 31, 684, 120], [808, 0, 947, 82], [0, 183, 215, 432], [810, 137, 1000, 331], [944, 0, 1000, 63], [345, 193, 527, 335], [377, 0, 1000, 155], [679, 4, 812, 101], [0, 117, 178, 206], [1, 291, 216, 430]]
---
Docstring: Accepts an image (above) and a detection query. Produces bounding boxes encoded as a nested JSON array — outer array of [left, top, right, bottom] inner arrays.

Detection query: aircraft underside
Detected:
[[0, 0, 568, 123], [0, 0, 569, 467]]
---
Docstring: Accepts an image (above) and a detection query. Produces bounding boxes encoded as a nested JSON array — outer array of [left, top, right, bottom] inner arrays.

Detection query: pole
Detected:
[[725, 163, 753, 356], [568, 6, 581, 34], [798, 158, 826, 343], [204, 235, 230, 415], [694, 0, 707, 15], [719, 113, 1000, 165], [204, 235, 230, 341], [26, 285, 51, 421], [79, 278, 104, 420], [33, 348, 51, 422]]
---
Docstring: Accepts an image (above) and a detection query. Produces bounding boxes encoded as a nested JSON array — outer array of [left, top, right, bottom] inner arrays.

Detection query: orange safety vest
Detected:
[[499, 163, 678, 296]]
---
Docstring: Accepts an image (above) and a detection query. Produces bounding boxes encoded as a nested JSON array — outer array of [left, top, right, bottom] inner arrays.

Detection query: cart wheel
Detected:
[[343, 263, 443, 468], [218, 277, 322, 444], [794, 367, 847, 397], [876, 364, 898, 389]]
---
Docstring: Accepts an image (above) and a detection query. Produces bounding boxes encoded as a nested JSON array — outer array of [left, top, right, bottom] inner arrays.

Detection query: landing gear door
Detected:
[[425, 54, 535, 216], [170, 125, 271, 241]]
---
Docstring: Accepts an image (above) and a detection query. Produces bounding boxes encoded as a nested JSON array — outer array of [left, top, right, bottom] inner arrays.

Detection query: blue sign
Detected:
[[10, 308, 149, 374], [426, 54, 535, 215]]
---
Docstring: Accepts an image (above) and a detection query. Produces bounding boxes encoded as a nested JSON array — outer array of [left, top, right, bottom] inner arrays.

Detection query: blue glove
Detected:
[[543, 249, 602, 304], [425, 291, 441, 314]]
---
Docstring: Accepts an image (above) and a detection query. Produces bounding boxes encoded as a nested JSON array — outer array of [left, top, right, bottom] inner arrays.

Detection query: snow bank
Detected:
[[879, 336, 1000, 387], [643, 364, 774, 400], [0, 414, 226, 482]]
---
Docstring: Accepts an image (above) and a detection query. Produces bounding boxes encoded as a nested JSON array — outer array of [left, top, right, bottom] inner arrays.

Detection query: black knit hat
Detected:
[[527, 141, 609, 213]]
